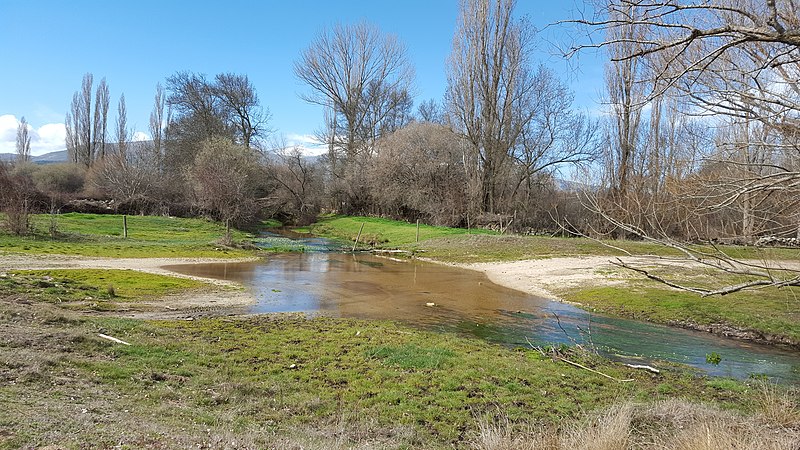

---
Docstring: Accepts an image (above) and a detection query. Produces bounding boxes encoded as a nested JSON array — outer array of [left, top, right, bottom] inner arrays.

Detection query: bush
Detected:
[[0, 162, 35, 235], [33, 163, 85, 196]]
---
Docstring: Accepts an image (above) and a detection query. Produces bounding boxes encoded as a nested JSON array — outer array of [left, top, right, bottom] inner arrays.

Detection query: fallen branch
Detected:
[[98, 333, 131, 346], [625, 364, 660, 374], [611, 258, 780, 296], [611, 258, 710, 295], [553, 312, 580, 347], [558, 357, 634, 383], [526, 335, 633, 383]]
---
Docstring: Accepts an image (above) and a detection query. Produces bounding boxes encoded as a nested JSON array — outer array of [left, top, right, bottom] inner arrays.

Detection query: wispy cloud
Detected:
[[285, 133, 327, 157]]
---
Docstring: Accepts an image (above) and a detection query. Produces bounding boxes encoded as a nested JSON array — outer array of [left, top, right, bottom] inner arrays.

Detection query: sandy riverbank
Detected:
[[433, 255, 627, 302], [446, 254, 800, 302]]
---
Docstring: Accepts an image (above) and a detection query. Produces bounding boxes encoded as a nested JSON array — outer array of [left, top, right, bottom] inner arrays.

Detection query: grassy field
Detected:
[[411, 233, 800, 263], [3, 292, 793, 449], [1, 269, 209, 312], [0, 213, 254, 258], [305, 215, 800, 263], [303, 215, 496, 248], [561, 267, 800, 345]]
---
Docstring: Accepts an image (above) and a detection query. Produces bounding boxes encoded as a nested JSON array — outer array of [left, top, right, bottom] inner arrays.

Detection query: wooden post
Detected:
[[123, 215, 128, 239], [352, 222, 365, 252], [416, 219, 420, 243]]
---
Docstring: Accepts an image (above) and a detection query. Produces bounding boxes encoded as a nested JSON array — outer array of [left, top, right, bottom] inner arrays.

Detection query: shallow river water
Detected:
[[166, 251, 800, 384]]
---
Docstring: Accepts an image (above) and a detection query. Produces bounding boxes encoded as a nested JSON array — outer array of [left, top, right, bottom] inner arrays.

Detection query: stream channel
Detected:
[[166, 232, 800, 384]]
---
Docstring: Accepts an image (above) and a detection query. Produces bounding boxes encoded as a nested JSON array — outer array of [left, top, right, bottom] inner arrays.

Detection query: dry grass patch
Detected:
[[471, 393, 800, 450]]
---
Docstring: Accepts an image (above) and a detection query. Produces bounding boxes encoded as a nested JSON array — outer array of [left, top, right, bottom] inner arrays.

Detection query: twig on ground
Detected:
[[97, 333, 131, 346], [526, 334, 634, 383], [625, 364, 660, 374]]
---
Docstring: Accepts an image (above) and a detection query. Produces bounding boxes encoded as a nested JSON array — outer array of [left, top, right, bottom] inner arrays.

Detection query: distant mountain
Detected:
[[0, 150, 69, 164], [0, 143, 152, 165], [33, 150, 69, 163], [555, 178, 593, 192]]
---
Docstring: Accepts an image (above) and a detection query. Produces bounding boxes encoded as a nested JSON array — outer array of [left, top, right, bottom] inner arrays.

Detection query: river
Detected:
[[165, 236, 800, 384]]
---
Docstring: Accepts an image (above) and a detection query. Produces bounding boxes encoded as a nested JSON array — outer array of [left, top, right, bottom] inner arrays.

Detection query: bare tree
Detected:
[[65, 73, 110, 167], [214, 73, 270, 150], [66, 73, 93, 166], [164, 71, 270, 175], [448, 0, 528, 214], [149, 83, 166, 169], [115, 94, 129, 162], [567, 0, 800, 294], [65, 99, 80, 165], [166, 71, 227, 141], [510, 66, 598, 204], [448, 0, 596, 217], [416, 98, 446, 124], [294, 21, 414, 165], [188, 138, 262, 234], [267, 145, 322, 225], [568, 0, 799, 143], [93, 78, 110, 160], [601, 2, 648, 204], [15, 116, 31, 162], [370, 123, 469, 226], [90, 152, 155, 213], [0, 163, 34, 235]]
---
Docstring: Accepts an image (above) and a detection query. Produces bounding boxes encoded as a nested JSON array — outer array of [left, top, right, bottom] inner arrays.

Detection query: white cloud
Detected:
[[285, 133, 327, 157], [132, 131, 150, 142], [0, 114, 67, 156], [35, 123, 67, 154], [0, 115, 18, 152]]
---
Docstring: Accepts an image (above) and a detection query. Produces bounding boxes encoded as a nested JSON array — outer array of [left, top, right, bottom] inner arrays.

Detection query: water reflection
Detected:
[[166, 252, 800, 384]]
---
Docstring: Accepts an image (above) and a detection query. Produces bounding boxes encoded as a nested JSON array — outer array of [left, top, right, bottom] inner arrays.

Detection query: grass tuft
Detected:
[[368, 344, 455, 369]]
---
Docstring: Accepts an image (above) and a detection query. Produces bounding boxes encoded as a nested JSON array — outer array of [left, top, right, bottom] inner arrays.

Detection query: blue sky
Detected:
[[0, 1, 604, 155]]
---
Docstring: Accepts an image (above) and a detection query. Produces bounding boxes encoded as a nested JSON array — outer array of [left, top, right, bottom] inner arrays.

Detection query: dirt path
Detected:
[[0, 253, 261, 315]]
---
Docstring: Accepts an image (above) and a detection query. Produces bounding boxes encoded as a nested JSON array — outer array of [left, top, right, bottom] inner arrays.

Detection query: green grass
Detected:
[[304, 215, 495, 248], [367, 344, 456, 369], [261, 218, 283, 229], [0, 213, 254, 258], [0, 269, 208, 311], [0, 300, 764, 448], [408, 233, 800, 263], [563, 274, 800, 345], [304, 215, 799, 262]]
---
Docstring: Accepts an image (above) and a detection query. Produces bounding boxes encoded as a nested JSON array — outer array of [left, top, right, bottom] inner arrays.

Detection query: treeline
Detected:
[[3, 0, 799, 245]]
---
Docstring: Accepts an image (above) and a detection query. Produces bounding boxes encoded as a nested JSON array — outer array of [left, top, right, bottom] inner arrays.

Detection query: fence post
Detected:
[[353, 222, 365, 252]]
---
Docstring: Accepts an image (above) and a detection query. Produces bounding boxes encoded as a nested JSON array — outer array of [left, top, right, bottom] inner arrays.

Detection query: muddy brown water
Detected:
[[165, 252, 800, 384]]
